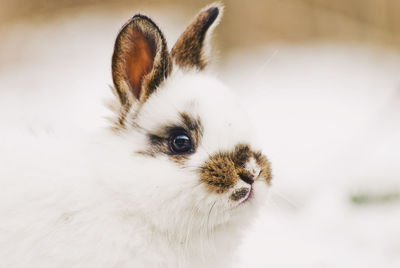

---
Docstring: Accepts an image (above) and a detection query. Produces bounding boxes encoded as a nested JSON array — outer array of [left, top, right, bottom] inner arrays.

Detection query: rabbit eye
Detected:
[[168, 132, 193, 154]]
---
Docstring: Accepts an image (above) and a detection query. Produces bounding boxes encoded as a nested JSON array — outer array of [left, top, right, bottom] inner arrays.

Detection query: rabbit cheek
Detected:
[[200, 156, 239, 194]]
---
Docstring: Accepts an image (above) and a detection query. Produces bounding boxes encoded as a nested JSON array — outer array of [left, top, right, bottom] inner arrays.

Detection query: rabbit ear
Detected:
[[112, 15, 172, 109], [171, 3, 222, 70]]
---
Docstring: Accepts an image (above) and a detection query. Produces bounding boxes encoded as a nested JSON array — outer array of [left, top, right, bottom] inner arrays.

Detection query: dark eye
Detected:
[[168, 132, 193, 154]]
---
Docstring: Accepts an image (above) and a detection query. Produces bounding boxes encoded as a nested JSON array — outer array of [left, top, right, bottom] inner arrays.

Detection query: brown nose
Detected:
[[199, 144, 272, 195], [238, 172, 254, 185]]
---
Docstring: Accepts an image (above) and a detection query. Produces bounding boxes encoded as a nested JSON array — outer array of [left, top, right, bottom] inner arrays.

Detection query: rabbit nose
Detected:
[[238, 172, 254, 185]]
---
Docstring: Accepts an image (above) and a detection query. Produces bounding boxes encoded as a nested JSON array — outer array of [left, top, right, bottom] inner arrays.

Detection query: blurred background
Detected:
[[1, 0, 400, 51], [1, 0, 399, 267]]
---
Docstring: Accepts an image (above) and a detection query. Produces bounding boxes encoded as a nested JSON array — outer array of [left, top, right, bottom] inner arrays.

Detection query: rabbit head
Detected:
[[107, 3, 272, 239]]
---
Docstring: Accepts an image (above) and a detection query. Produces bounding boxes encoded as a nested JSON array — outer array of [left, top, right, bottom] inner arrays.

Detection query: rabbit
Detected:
[[0, 2, 272, 268]]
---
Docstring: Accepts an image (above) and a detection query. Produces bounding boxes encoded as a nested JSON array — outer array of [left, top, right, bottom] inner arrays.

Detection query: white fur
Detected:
[[0, 70, 269, 267]]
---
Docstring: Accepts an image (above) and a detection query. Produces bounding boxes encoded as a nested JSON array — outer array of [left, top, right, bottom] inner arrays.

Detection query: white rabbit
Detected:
[[0, 3, 272, 268]]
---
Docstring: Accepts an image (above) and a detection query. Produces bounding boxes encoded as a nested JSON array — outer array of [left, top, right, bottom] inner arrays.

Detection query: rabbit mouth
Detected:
[[235, 186, 254, 205], [230, 186, 250, 201], [242, 186, 254, 203]]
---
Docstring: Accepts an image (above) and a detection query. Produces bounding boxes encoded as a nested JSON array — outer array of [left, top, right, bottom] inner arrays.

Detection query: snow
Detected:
[[1, 9, 399, 268]]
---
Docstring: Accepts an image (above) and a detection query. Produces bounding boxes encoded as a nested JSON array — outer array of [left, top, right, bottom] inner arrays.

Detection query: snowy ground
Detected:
[[1, 8, 399, 268]]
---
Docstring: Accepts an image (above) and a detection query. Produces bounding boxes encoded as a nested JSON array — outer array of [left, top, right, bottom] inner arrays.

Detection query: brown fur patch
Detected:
[[112, 14, 172, 127], [231, 144, 252, 167], [200, 144, 272, 194], [200, 154, 239, 194], [230, 187, 250, 201], [171, 5, 220, 70], [253, 151, 272, 185]]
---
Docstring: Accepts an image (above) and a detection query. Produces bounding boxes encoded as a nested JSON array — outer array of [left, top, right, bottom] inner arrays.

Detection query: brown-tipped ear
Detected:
[[112, 14, 172, 110], [171, 3, 222, 70]]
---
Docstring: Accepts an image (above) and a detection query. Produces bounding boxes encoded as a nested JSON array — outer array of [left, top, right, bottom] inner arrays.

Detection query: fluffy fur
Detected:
[[0, 3, 271, 268]]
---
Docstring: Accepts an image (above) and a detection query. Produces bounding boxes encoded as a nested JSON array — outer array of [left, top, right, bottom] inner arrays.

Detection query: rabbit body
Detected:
[[0, 4, 272, 268]]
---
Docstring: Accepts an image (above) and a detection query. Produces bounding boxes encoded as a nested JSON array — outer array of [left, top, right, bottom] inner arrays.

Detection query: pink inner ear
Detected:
[[126, 29, 155, 99]]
